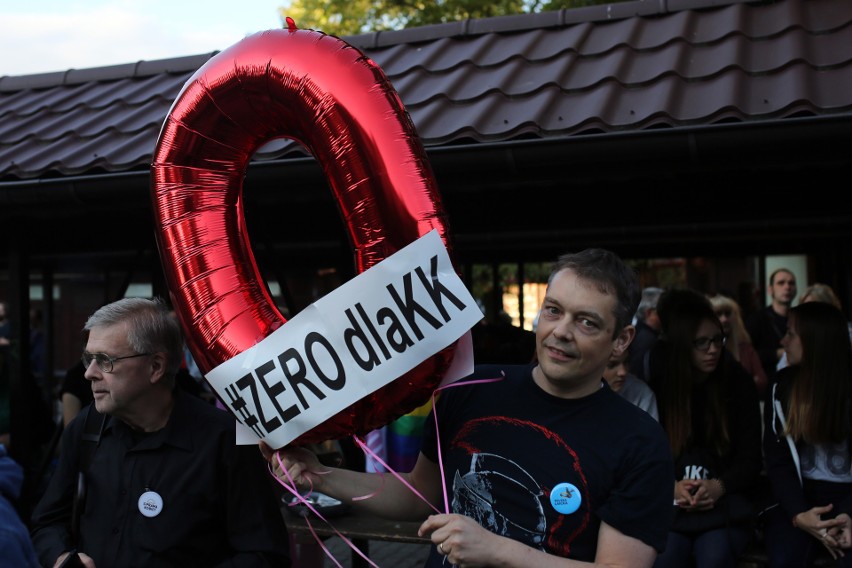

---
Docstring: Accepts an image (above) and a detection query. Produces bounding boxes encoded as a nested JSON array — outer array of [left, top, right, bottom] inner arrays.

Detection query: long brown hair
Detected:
[[655, 289, 730, 457], [785, 302, 852, 444]]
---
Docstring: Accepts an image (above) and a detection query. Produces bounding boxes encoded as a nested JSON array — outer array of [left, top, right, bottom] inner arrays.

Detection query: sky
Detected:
[[0, 1, 288, 76]]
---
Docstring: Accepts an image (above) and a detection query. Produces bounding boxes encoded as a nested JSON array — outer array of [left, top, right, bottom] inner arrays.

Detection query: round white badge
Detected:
[[550, 482, 582, 515], [138, 490, 164, 518]]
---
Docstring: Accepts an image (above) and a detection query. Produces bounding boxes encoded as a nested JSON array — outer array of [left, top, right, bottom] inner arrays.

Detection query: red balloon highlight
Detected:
[[151, 26, 457, 446]]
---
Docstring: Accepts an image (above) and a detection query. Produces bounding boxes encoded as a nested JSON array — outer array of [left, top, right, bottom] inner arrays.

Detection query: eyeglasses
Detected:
[[82, 351, 151, 373], [692, 335, 727, 352]]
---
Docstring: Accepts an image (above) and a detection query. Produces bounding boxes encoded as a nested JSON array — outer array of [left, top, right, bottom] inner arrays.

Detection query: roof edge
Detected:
[[343, 0, 756, 49], [1, 0, 756, 91], [0, 52, 218, 92]]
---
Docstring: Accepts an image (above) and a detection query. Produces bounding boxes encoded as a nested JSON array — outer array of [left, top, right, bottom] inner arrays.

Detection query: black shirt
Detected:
[[31, 390, 290, 568], [746, 306, 787, 383]]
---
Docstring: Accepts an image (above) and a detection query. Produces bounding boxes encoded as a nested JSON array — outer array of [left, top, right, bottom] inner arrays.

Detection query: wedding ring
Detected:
[[439, 542, 446, 554]]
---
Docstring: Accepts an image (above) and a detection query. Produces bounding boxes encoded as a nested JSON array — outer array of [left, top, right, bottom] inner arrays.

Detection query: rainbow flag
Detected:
[[387, 399, 433, 472]]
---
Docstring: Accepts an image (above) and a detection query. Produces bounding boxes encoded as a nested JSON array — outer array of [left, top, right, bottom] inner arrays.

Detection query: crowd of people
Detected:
[[264, 257, 852, 568], [0, 253, 850, 568]]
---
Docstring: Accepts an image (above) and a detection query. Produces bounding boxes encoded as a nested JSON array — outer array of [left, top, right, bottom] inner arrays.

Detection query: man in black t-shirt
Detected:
[[265, 249, 674, 567]]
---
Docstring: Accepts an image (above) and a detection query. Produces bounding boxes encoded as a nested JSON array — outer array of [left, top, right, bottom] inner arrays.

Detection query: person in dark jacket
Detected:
[[30, 298, 290, 568], [747, 268, 797, 385], [763, 301, 852, 567], [650, 289, 763, 568]]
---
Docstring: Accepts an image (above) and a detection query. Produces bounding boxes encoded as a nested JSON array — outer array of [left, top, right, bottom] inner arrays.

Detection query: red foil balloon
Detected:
[[151, 21, 456, 446]]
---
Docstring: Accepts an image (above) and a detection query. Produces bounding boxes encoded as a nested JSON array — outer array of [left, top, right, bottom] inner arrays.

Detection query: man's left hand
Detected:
[[419, 513, 504, 567]]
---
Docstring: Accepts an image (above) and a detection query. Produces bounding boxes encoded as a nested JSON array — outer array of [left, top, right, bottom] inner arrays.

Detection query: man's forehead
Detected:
[[547, 270, 617, 313], [772, 271, 795, 284], [86, 322, 130, 348]]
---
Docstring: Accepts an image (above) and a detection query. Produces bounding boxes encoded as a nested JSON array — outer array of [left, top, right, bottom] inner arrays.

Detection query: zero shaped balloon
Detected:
[[151, 20, 457, 446]]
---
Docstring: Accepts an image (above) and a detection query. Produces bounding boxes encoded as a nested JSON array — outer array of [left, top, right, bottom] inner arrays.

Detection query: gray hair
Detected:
[[84, 297, 183, 380], [635, 287, 663, 322]]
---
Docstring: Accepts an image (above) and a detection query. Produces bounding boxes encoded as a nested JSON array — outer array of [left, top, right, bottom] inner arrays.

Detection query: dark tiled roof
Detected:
[[1, 0, 851, 180]]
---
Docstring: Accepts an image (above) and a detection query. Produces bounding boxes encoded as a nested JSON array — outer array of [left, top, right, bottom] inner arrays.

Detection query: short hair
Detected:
[[84, 297, 183, 380], [636, 287, 664, 322], [769, 268, 795, 286], [548, 248, 640, 334]]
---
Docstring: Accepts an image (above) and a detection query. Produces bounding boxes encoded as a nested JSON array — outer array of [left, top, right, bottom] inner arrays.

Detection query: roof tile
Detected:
[[1, 0, 851, 180]]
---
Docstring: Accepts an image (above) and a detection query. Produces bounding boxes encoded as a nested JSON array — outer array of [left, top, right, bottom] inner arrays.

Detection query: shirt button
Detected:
[[112, 528, 119, 535]]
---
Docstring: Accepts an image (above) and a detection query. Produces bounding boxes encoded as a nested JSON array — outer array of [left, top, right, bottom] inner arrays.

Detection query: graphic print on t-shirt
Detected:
[[453, 453, 547, 544], [450, 416, 590, 557]]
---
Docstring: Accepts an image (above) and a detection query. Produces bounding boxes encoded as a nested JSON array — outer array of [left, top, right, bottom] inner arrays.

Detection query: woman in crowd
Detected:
[[763, 301, 852, 566], [649, 289, 763, 568], [800, 283, 852, 344], [776, 282, 851, 372], [709, 294, 768, 397]]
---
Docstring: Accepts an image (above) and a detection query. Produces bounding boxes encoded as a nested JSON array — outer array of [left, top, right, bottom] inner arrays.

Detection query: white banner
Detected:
[[206, 230, 481, 448]]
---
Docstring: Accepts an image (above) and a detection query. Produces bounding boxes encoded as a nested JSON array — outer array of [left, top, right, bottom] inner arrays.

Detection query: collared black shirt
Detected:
[[31, 390, 290, 567]]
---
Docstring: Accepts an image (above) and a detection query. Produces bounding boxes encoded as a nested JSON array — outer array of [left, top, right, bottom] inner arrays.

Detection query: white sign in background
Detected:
[[205, 230, 481, 448]]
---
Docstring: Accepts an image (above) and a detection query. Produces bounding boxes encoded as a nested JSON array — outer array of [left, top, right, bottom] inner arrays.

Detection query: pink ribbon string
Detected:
[[266, 373, 504, 566], [430, 374, 504, 513], [352, 435, 441, 514], [270, 454, 379, 568]]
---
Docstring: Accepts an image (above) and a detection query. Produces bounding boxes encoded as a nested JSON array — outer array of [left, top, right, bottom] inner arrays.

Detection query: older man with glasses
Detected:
[[30, 297, 290, 568]]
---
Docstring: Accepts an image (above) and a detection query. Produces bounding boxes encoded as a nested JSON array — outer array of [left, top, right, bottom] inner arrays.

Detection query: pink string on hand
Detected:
[[266, 373, 504, 564], [270, 453, 379, 568]]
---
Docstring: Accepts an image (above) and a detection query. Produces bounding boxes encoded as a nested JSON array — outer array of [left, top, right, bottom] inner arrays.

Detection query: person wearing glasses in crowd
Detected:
[[648, 289, 762, 568], [30, 297, 290, 568], [763, 301, 852, 567]]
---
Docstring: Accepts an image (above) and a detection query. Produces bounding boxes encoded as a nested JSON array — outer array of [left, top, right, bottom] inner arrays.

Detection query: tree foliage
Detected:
[[279, 0, 615, 37]]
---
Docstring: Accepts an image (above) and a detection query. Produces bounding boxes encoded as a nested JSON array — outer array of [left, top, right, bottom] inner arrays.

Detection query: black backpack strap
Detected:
[[71, 405, 106, 544], [79, 405, 106, 470]]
